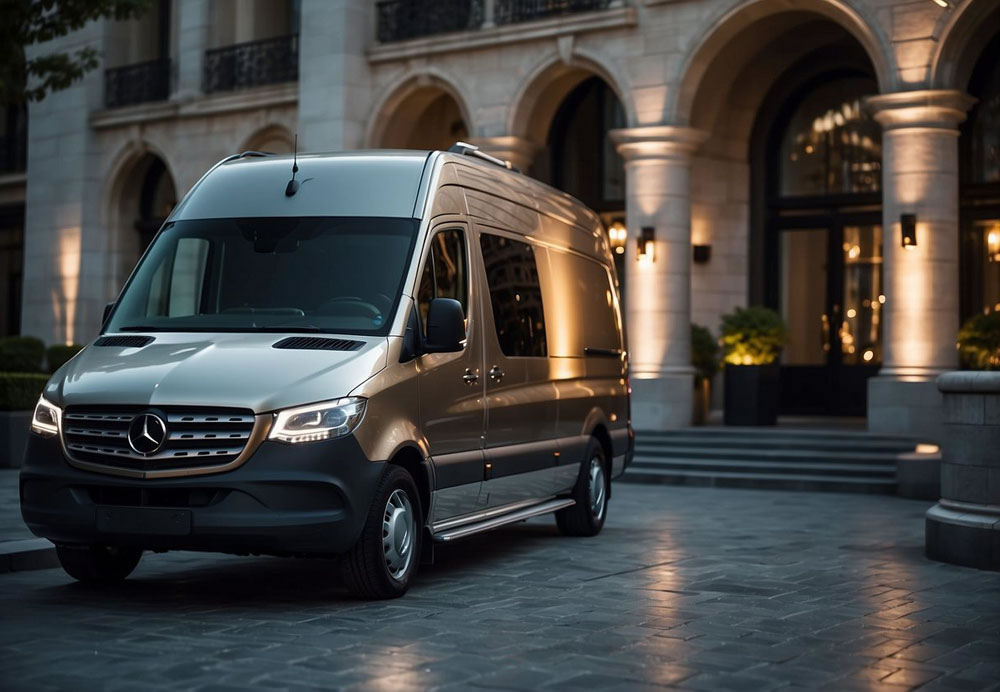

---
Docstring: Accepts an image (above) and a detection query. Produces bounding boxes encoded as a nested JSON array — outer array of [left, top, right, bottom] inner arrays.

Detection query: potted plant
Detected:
[[719, 307, 787, 425], [691, 323, 719, 425], [957, 312, 1000, 370]]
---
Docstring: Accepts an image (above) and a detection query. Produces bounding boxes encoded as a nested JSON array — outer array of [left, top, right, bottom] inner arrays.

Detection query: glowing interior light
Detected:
[[862, 349, 874, 362], [878, 294, 886, 304], [847, 308, 857, 319]]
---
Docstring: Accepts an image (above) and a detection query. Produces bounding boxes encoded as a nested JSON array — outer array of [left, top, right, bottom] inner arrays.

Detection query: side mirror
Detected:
[[102, 302, 115, 327], [424, 298, 465, 353]]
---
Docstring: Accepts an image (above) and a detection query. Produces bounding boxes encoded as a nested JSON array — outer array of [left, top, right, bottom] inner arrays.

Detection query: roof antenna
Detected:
[[285, 134, 299, 197]]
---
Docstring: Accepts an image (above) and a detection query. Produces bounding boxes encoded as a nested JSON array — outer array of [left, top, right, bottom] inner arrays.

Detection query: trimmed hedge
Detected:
[[0, 336, 45, 372], [47, 343, 83, 373], [0, 372, 49, 411], [719, 306, 788, 366]]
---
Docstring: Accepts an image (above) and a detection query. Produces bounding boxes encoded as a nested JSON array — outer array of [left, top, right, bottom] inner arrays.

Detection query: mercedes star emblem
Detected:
[[127, 412, 167, 455]]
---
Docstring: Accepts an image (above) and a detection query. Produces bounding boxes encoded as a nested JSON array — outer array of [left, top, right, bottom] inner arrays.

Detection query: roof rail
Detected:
[[219, 150, 274, 164], [448, 142, 520, 173]]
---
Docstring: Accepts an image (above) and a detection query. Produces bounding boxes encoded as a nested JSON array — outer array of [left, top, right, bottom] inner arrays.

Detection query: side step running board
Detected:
[[433, 498, 576, 543]]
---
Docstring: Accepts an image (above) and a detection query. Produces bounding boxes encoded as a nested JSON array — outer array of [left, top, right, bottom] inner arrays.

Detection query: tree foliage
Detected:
[[0, 0, 151, 104]]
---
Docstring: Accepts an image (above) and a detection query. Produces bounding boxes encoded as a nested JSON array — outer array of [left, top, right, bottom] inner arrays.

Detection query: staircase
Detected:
[[622, 428, 920, 494]]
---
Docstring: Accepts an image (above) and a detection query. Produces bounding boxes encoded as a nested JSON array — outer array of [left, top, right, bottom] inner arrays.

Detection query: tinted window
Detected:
[[107, 217, 418, 336], [480, 233, 547, 357], [417, 229, 469, 337]]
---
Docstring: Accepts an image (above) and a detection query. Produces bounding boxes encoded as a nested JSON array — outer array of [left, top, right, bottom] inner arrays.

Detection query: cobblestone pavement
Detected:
[[1, 484, 998, 691]]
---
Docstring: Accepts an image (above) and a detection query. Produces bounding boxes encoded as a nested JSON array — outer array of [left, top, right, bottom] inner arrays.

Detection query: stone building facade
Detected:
[[14, 0, 1000, 439]]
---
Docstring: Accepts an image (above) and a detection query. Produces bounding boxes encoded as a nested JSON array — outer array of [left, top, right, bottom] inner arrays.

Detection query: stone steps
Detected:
[[622, 427, 918, 494]]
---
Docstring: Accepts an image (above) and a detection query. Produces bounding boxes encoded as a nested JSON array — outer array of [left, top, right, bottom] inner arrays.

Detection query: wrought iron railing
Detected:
[[104, 59, 171, 109], [376, 0, 484, 43], [203, 34, 299, 94], [495, 0, 613, 25]]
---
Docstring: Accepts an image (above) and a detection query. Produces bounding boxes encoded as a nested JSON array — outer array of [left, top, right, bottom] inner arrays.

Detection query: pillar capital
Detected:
[[609, 126, 708, 162], [864, 90, 977, 132], [465, 136, 540, 172]]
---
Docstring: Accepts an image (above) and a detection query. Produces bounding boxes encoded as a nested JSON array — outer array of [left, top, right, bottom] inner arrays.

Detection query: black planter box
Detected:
[[724, 364, 779, 426]]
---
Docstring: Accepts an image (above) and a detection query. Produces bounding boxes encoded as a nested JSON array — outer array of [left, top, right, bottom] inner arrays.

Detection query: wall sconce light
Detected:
[[607, 219, 627, 255], [988, 227, 1000, 263], [637, 226, 655, 264], [693, 244, 711, 264], [901, 214, 917, 250]]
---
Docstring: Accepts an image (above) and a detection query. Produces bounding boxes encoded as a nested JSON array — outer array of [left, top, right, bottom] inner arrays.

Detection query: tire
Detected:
[[556, 437, 609, 537], [342, 465, 422, 599], [56, 544, 142, 584]]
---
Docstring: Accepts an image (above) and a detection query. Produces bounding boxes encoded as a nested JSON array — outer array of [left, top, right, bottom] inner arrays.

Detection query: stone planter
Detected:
[[0, 410, 31, 469], [925, 371, 1000, 571], [724, 364, 779, 426]]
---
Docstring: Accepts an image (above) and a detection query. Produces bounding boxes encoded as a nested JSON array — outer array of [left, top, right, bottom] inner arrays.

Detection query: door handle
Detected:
[[489, 365, 504, 383], [462, 369, 479, 385]]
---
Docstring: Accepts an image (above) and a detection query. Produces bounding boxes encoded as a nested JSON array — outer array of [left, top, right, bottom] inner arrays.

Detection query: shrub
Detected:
[[0, 336, 45, 372], [691, 323, 719, 382], [719, 306, 787, 366], [47, 343, 84, 373], [0, 372, 49, 411], [957, 312, 1000, 370]]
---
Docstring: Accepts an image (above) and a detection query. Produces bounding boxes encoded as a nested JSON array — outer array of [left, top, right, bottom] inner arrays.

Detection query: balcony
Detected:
[[203, 34, 299, 95], [495, 0, 613, 25], [377, 0, 484, 43], [104, 59, 171, 109]]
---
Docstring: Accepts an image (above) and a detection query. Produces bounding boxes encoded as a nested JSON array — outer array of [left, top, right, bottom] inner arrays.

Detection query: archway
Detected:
[[959, 27, 1000, 321], [368, 79, 469, 150], [108, 151, 177, 290], [675, 6, 887, 416], [242, 125, 294, 154]]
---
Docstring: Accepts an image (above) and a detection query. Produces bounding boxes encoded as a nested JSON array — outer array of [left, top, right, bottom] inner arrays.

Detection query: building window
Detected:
[[0, 205, 24, 336], [779, 77, 881, 197]]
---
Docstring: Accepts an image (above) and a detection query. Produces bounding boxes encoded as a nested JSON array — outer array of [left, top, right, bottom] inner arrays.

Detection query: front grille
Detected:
[[62, 405, 256, 473]]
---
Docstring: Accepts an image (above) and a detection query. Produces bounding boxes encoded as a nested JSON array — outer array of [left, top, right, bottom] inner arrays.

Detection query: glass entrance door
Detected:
[[777, 220, 882, 415]]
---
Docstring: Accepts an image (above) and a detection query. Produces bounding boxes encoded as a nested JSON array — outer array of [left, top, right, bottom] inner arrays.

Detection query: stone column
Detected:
[[865, 91, 976, 442], [610, 126, 707, 429], [466, 136, 540, 172], [175, 0, 210, 101], [926, 372, 1000, 571]]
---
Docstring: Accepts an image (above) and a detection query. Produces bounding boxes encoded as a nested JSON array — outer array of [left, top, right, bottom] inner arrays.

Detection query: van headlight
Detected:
[[269, 397, 366, 444], [31, 396, 61, 437]]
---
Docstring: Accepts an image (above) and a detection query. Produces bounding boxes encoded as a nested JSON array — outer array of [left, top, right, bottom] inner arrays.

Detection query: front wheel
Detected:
[[556, 438, 609, 537], [342, 465, 422, 599], [56, 544, 142, 584]]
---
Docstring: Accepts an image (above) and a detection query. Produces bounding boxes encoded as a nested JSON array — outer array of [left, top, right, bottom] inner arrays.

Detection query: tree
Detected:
[[0, 0, 152, 105]]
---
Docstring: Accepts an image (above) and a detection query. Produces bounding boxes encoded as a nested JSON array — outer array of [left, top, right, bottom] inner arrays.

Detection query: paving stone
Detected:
[[1, 484, 999, 690]]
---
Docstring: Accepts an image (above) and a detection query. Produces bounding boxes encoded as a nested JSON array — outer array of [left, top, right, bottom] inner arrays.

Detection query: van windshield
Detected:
[[105, 217, 419, 336]]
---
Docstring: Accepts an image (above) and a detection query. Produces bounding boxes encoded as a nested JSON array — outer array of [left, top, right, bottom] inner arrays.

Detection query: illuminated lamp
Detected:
[[988, 227, 1000, 263], [901, 214, 917, 250], [607, 219, 627, 255], [637, 226, 655, 264]]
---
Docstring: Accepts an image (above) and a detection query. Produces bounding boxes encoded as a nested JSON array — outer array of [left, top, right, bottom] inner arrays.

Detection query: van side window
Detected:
[[480, 233, 547, 357], [545, 249, 621, 357], [417, 229, 469, 337]]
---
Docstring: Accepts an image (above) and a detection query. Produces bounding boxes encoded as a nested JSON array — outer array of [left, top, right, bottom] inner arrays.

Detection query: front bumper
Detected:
[[20, 433, 386, 557]]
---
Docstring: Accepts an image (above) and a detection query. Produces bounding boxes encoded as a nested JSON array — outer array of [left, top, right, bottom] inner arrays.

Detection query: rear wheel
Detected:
[[342, 465, 422, 599], [556, 438, 608, 537], [56, 544, 142, 584]]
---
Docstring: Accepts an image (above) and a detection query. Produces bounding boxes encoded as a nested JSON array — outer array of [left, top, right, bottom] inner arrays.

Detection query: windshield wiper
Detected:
[[118, 326, 164, 332], [253, 325, 326, 333]]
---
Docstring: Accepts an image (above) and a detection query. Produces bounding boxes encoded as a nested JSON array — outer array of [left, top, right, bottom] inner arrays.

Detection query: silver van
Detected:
[[20, 144, 633, 598]]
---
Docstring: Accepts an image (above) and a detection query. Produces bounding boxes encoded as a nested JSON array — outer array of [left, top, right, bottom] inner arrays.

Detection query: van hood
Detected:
[[46, 333, 388, 413]]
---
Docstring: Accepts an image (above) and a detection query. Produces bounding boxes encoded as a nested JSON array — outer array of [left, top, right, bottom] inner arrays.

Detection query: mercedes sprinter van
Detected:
[[20, 143, 633, 599]]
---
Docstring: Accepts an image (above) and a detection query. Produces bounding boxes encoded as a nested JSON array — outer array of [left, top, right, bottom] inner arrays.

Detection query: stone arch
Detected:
[[931, 0, 1000, 91], [240, 124, 295, 154], [365, 71, 473, 150], [102, 141, 178, 293], [673, 0, 894, 128], [508, 50, 632, 145]]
